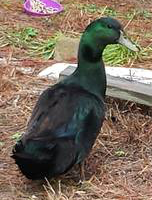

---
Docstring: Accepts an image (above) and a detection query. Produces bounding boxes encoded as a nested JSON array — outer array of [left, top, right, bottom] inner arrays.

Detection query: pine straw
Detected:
[[0, 63, 152, 200]]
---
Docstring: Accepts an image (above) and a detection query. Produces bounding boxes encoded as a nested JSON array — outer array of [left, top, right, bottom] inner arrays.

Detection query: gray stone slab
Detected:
[[59, 65, 152, 106], [106, 75, 152, 106], [59, 65, 76, 80]]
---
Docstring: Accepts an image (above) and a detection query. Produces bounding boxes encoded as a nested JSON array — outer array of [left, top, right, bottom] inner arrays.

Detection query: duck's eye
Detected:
[[107, 24, 112, 29]]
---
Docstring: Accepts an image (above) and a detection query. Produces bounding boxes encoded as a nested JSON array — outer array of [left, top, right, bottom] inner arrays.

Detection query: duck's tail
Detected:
[[11, 138, 77, 180]]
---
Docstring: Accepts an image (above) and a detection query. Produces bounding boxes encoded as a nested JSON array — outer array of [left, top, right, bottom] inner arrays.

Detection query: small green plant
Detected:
[[77, 4, 100, 13], [0, 141, 4, 147], [125, 9, 152, 20], [115, 149, 126, 157], [28, 32, 62, 59], [12, 27, 38, 42], [23, 27, 38, 39], [11, 132, 22, 141], [136, 9, 152, 19], [13, 27, 38, 42], [0, 26, 62, 59], [77, 4, 117, 16], [125, 11, 136, 20], [138, 44, 152, 61], [103, 41, 152, 66], [0, 27, 38, 48], [103, 44, 139, 65], [104, 7, 117, 17], [2, 0, 11, 6]]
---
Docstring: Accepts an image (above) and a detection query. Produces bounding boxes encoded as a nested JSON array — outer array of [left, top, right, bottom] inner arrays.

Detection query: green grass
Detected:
[[103, 44, 139, 65], [1, 25, 152, 65], [28, 32, 62, 59], [0, 27, 39, 49], [104, 7, 117, 17], [77, 4, 101, 13], [76, 4, 117, 16], [136, 9, 152, 19], [103, 43, 152, 65], [125, 11, 136, 20], [125, 9, 152, 20], [0, 27, 62, 59], [11, 131, 22, 141], [2, 0, 12, 6], [0, 27, 38, 46], [138, 44, 152, 61]]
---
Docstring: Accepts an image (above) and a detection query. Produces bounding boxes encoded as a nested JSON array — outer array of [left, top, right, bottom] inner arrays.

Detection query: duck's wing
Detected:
[[22, 83, 104, 144], [22, 84, 76, 143], [12, 83, 105, 179]]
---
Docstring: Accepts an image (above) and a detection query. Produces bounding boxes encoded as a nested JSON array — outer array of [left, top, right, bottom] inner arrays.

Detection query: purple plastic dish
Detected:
[[24, 0, 63, 16]]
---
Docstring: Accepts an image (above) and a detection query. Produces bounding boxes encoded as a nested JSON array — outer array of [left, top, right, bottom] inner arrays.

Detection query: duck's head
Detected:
[[79, 17, 139, 62]]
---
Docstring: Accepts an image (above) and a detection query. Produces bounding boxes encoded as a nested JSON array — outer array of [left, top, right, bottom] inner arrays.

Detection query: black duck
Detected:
[[12, 17, 139, 181]]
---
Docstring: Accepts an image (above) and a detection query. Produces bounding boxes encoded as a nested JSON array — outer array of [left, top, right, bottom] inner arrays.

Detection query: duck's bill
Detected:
[[118, 31, 140, 52]]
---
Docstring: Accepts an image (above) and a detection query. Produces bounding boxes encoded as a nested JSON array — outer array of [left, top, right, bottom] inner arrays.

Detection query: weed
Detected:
[[28, 32, 63, 59], [77, 4, 117, 16], [103, 44, 139, 65], [0, 141, 4, 147], [77, 4, 100, 13], [104, 7, 117, 17], [125, 11, 136, 20], [0, 27, 62, 59], [103, 42, 152, 66], [115, 149, 126, 157], [138, 44, 152, 61], [125, 9, 152, 20], [136, 9, 152, 19], [11, 132, 22, 141], [23, 27, 38, 38], [0, 27, 38, 48], [12, 27, 38, 44], [2, 0, 12, 7], [144, 32, 152, 38]]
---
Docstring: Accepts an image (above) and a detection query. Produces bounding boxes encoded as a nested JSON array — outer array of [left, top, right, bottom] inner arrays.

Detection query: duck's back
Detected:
[[12, 83, 105, 179]]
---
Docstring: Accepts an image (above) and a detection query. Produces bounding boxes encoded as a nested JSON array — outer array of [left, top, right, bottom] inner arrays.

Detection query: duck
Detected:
[[11, 17, 139, 181]]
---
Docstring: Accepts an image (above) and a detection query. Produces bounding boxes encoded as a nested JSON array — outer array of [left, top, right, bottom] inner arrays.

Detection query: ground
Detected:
[[0, 0, 152, 200]]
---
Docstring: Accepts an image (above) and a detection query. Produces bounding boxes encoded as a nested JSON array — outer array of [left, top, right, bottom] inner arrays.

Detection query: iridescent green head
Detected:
[[79, 17, 139, 63]]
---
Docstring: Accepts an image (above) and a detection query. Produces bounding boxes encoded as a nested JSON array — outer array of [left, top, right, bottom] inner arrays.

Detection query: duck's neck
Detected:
[[72, 39, 107, 99]]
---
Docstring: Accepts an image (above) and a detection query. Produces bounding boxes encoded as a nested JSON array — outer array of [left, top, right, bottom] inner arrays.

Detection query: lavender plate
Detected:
[[24, 0, 63, 16]]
